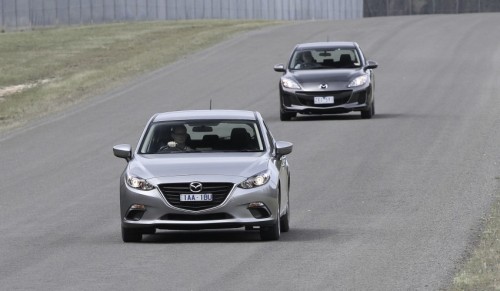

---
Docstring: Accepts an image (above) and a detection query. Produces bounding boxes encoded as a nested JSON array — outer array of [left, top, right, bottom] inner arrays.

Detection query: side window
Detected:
[[290, 51, 301, 69]]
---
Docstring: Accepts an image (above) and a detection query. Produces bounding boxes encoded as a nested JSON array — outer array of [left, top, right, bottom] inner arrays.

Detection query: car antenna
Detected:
[[209, 99, 212, 110]]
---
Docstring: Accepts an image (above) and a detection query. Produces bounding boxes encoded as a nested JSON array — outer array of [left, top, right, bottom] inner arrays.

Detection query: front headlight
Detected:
[[281, 77, 301, 89], [126, 175, 155, 191], [348, 75, 368, 87], [238, 170, 271, 189]]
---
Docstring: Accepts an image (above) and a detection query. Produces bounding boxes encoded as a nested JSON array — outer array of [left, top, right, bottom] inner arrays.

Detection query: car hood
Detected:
[[128, 153, 269, 180], [287, 69, 364, 90]]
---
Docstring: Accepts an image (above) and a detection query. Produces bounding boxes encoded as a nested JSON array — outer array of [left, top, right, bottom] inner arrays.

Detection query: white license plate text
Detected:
[[314, 96, 334, 104], [180, 193, 213, 202]]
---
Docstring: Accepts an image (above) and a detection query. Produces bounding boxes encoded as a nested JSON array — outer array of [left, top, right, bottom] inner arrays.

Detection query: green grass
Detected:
[[0, 20, 278, 132]]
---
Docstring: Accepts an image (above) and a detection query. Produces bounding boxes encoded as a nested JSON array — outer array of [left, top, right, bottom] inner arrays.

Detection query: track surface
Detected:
[[1, 14, 500, 290]]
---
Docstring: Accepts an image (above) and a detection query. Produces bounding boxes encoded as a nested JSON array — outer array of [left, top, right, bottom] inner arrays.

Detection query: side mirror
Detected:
[[364, 60, 378, 71], [275, 141, 293, 157], [113, 144, 132, 161], [273, 64, 286, 72]]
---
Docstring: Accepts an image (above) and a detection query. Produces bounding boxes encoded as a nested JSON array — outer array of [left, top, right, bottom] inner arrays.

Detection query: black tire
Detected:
[[260, 213, 280, 241], [142, 228, 156, 235], [260, 191, 281, 241], [361, 101, 374, 119], [121, 227, 142, 243], [280, 198, 290, 233], [280, 109, 296, 121], [279, 93, 296, 121]]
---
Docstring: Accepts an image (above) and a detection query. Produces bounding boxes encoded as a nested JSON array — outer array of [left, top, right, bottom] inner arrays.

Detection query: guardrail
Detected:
[[0, 0, 363, 31]]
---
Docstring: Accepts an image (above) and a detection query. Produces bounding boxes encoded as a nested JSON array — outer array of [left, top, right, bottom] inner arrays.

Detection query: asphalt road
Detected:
[[1, 14, 500, 291]]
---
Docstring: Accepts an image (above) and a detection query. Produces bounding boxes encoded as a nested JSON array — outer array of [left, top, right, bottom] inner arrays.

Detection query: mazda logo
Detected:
[[189, 182, 203, 193], [319, 84, 328, 89]]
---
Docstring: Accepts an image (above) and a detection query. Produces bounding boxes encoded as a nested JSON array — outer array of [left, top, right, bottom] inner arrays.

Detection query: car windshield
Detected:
[[138, 119, 265, 154], [289, 48, 361, 70]]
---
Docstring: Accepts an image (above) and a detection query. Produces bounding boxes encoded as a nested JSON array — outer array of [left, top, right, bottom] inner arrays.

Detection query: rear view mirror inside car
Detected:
[[192, 125, 213, 132]]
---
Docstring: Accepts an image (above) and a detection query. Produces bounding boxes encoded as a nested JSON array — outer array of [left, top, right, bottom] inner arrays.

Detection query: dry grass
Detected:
[[0, 20, 278, 132], [449, 191, 500, 291]]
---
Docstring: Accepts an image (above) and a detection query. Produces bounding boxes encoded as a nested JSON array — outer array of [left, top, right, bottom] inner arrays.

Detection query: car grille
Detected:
[[158, 182, 234, 211], [295, 90, 352, 106]]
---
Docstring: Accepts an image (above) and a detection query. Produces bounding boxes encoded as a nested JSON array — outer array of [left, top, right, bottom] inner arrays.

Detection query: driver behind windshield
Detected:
[[294, 51, 320, 69], [159, 125, 192, 152]]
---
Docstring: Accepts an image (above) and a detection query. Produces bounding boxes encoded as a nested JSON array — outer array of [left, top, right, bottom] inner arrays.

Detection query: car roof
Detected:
[[295, 42, 358, 50], [153, 110, 258, 122]]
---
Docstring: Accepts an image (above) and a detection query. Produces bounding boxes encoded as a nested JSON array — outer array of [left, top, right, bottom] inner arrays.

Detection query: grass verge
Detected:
[[0, 20, 278, 133], [449, 186, 500, 290]]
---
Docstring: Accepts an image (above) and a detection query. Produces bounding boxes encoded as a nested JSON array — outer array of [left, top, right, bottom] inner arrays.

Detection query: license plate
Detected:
[[314, 96, 334, 104], [180, 193, 213, 202]]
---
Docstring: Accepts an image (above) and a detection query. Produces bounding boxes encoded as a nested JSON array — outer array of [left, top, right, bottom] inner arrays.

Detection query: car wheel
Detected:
[[122, 227, 142, 243], [280, 110, 296, 121], [280, 198, 290, 233], [279, 94, 296, 121], [361, 101, 374, 119], [260, 210, 280, 241], [260, 192, 281, 241], [142, 228, 156, 235]]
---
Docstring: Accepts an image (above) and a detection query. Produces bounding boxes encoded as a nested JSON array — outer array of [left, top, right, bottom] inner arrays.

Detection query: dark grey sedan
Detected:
[[274, 42, 378, 120], [113, 110, 293, 242]]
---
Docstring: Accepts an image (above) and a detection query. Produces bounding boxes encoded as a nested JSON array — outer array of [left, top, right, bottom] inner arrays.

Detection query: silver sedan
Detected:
[[113, 110, 293, 242]]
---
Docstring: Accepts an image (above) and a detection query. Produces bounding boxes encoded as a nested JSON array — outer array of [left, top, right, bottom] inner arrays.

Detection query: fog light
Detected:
[[130, 204, 146, 210], [248, 202, 265, 208], [126, 204, 146, 221], [247, 202, 271, 219]]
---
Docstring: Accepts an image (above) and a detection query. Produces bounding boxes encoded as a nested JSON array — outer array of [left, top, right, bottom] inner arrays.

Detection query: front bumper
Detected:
[[119, 175, 280, 231], [280, 84, 372, 114]]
